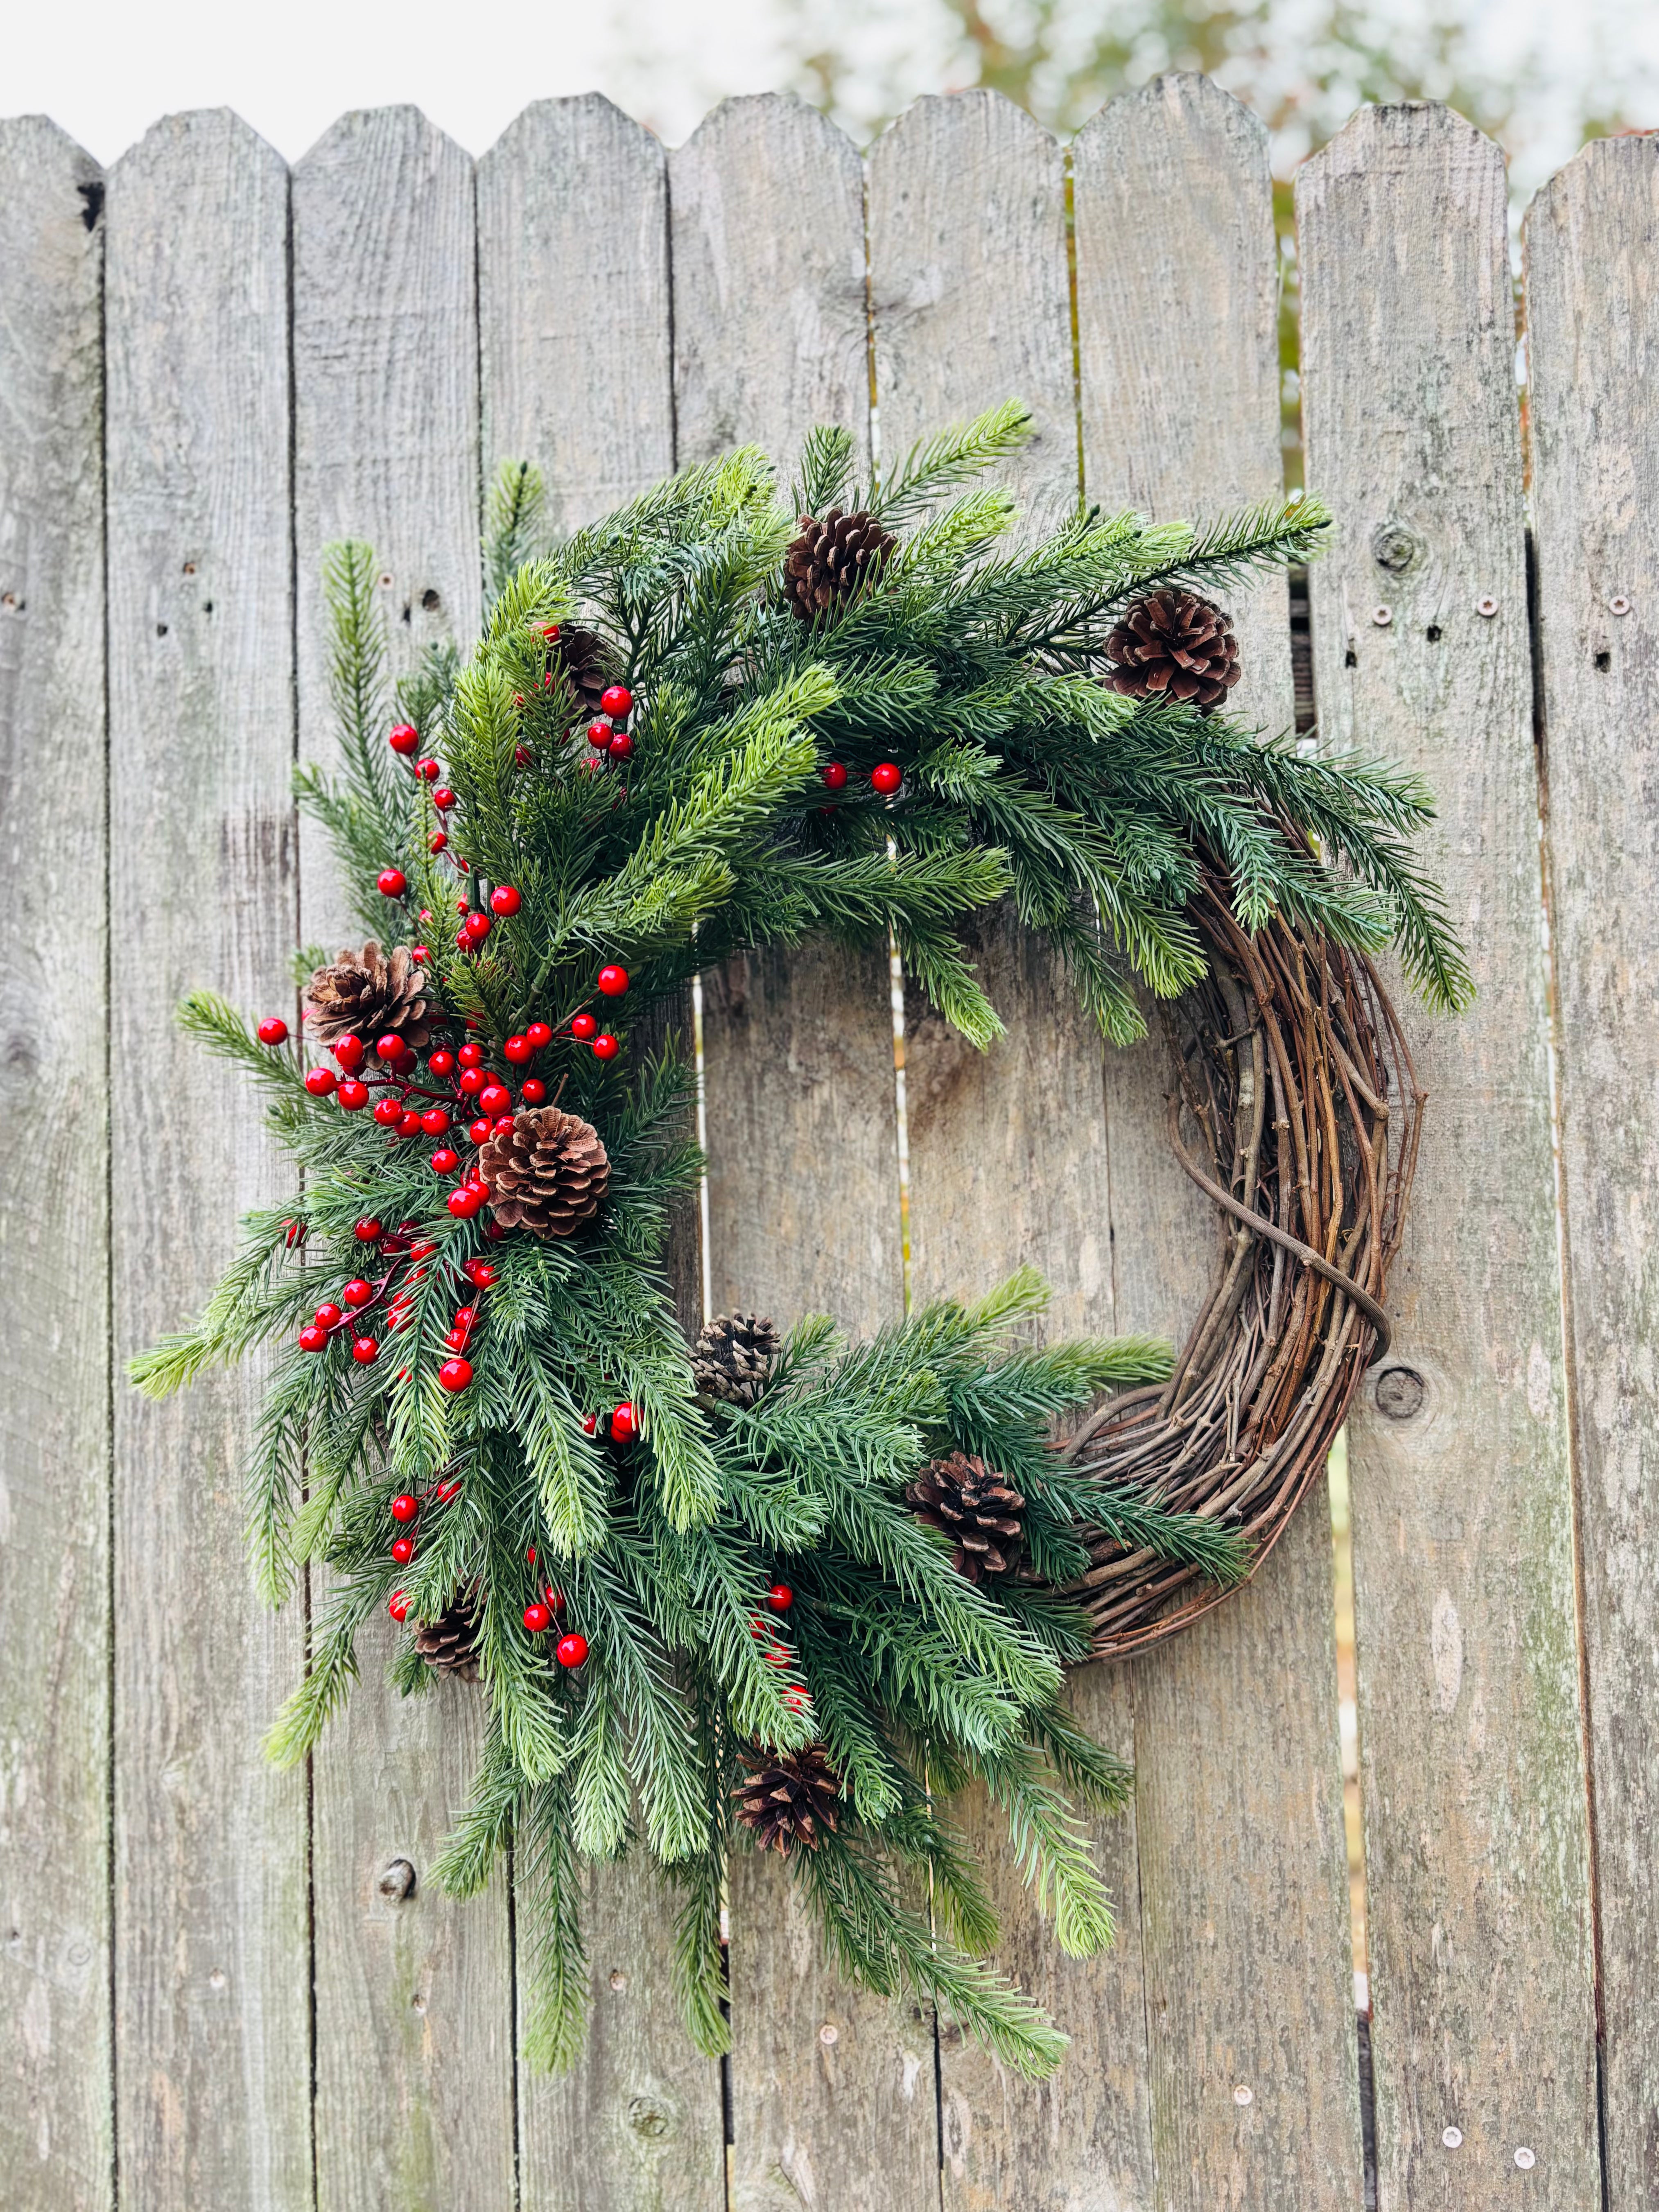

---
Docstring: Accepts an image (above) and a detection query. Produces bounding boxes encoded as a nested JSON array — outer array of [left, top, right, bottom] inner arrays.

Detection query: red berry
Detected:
[[305, 1066, 337, 1097], [592, 1033, 619, 1061], [525, 1021, 552, 1050], [820, 761, 848, 791], [431, 1147, 460, 1173], [600, 685, 633, 718], [527, 1545, 537, 1565], [540, 623, 561, 640], [412, 944, 430, 962], [462, 1259, 497, 1288], [333, 1034, 366, 1072], [556, 1632, 589, 1669], [581, 1412, 597, 1435], [520, 1078, 547, 1105], [397, 1109, 421, 1136], [417, 758, 441, 781], [608, 732, 634, 761], [352, 1335, 379, 1364], [429, 830, 448, 853], [570, 1012, 598, 1042], [391, 1535, 415, 1565], [469, 1116, 491, 1143], [587, 719, 613, 748], [459, 1042, 484, 1068], [447, 1185, 485, 1220], [390, 1493, 418, 1523], [338, 1078, 370, 1110], [434, 788, 457, 813], [515, 745, 533, 766], [376, 1033, 404, 1063], [458, 1066, 485, 1096], [389, 723, 419, 755], [257, 1016, 289, 1046], [389, 1589, 410, 1621], [597, 965, 628, 998], [434, 1479, 461, 1503], [503, 1035, 531, 1064], [463, 911, 492, 944], [870, 762, 902, 795], [523, 1602, 551, 1634], [343, 1279, 373, 1308], [420, 1107, 450, 1136], [478, 1082, 511, 1116], [490, 885, 522, 917], [493, 1114, 514, 1132], [372, 1097, 402, 1127], [767, 1582, 794, 1612], [438, 1357, 473, 1392], [610, 1401, 637, 1443], [783, 1688, 809, 1711], [453, 1304, 477, 1329], [355, 1218, 382, 1243], [298, 1322, 329, 1353], [377, 867, 407, 897], [428, 1049, 455, 1078], [546, 1586, 566, 1612], [314, 1301, 344, 1329]]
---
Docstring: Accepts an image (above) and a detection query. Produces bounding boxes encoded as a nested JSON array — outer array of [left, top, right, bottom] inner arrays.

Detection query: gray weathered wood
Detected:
[[1077, 75, 1364, 2210], [292, 105, 516, 2211], [672, 90, 935, 2210], [0, 115, 111, 2212], [1524, 130, 1659, 2212], [480, 94, 723, 2205], [105, 109, 311, 2209], [478, 95, 674, 534], [869, 90, 1159, 2210], [1299, 101, 1599, 2207]]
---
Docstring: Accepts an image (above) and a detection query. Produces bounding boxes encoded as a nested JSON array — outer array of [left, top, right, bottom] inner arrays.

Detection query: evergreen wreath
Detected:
[[132, 404, 1467, 2079]]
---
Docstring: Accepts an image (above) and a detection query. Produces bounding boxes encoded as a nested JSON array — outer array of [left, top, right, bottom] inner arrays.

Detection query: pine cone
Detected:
[[478, 1106, 610, 1238], [1103, 588, 1242, 712], [733, 1743, 841, 1855], [905, 1451, 1026, 1583], [549, 624, 617, 719], [783, 510, 896, 625], [305, 941, 433, 1051], [412, 1591, 481, 1681], [691, 1312, 782, 1408]]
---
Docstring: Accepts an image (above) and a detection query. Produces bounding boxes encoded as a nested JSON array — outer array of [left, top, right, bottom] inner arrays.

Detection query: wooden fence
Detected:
[[0, 72, 1652, 2212]]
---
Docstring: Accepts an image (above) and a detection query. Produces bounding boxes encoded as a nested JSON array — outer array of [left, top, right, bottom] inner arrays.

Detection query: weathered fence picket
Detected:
[[1299, 102, 1599, 2206], [1525, 127, 1659, 2212], [1, 71, 1650, 2212]]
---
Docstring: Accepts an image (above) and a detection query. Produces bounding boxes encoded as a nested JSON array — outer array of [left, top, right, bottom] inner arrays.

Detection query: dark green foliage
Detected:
[[133, 403, 1462, 2079]]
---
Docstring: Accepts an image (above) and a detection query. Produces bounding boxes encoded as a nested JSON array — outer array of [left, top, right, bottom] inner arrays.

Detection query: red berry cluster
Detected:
[[585, 684, 635, 769], [818, 758, 901, 798], [748, 1585, 810, 1711]]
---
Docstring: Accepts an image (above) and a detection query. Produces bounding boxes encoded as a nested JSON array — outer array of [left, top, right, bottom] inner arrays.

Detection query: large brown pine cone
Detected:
[[783, 510, 896, 624], [478, 1106, 610, 1237], [549, 624, 617, 719], [733, 1743, 841, 1855], [905, 1451, 1026, 1583], [691, 1312, 782, 1408], [305, 941, 433, 1050], [1103, 588, 1242, 711], [413, 1591, 481, 1681]]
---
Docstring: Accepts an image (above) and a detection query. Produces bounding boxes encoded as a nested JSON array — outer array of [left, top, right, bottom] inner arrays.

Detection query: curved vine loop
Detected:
[[1065, 869, 1424, 1657]]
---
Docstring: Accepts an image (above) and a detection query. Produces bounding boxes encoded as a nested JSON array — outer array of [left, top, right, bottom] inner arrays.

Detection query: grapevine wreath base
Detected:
[[133, 405, 1460, 2080], [1070, 879, 1421, 1653]]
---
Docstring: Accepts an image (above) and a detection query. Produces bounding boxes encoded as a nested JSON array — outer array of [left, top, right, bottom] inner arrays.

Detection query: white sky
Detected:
[[5, 0, 1652, 173]]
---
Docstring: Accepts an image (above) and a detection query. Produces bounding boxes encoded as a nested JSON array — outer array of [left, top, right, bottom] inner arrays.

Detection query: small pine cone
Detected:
[[1103, 588, 1242, 712], [733, 1743, 841, 1856], [905, 1450, 1026, 1583], [412, 1591, 481, 1681], [691, 1312, 782, 1408], [549, 624, 617, 719], [478, 1106, 610, 1238], [305, 941, 433, 1051], [783, 509, 896, 625]]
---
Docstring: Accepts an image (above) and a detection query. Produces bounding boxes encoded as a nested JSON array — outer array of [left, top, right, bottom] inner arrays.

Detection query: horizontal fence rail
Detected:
[[0, 76, 1652, 2212]]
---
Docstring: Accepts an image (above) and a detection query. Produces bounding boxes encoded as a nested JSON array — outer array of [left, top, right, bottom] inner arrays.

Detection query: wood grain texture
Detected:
[[480, 94, 721, 2204], [292, 105, 515, 2212], [1298, 102, 1599, 2208], [0, 115, 111, 2212], [478, 95, 674, 535], [105, 109, 311, 2210], [868, 92, 1158, 2210], [671, 89, 931, 2212], [1077, 75, 1364, 2211], [1523, 131, 1659, 2211]]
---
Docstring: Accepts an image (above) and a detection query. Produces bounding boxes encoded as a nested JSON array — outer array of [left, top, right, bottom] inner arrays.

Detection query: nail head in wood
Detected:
[[377, 1857, 417, 1902]]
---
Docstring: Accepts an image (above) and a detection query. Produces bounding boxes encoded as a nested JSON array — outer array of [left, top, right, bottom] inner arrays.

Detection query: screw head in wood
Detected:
[[1514, 2147, 1536, 2169], [609, 1970, 628, 1993], [1371, 606, 1393, 626], [819, 2023, 839, 2045], [1442, 2126, 1463, 2148], [1232, 2084, 1253, 2105], [1610, 595, 1632, 617], [1475, 595, 1499, 618]]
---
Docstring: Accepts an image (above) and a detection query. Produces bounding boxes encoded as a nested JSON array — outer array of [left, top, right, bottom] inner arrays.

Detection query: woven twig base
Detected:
[[1069, 873, 1423, 1657]]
